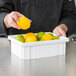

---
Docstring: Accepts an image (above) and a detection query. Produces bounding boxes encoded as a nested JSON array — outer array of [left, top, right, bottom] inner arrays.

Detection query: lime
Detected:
[[53, 36, 59, 40], [15, 35, 25, 42], [40, 39, 45, 41], [36, 32, 45, 40], [48, 33, 54, 37]]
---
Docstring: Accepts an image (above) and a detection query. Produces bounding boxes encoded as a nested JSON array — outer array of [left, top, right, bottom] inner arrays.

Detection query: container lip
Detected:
[[8, 32, 69, 47]]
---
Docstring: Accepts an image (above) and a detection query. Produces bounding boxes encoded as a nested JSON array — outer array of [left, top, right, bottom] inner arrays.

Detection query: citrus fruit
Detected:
[[41, 33, 53, 40], [24, 32, 36, 39], [25, 36, 37, 43], [17, 17, 31, 30], [40, 39, 45, 41], [16, 35, 25, 42], [53, 36, 59, 40], [36, 32, 45, 40], [48, 33, 54, 37]]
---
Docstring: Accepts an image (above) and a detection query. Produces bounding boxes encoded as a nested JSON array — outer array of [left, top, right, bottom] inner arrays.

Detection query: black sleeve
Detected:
[[0, 0, 14, 37], [59, 0, 76, 36]]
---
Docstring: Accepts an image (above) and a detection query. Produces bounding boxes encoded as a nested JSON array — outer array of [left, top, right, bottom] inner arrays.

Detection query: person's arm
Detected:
[[0, 0, 13, 37], [53, 0, 76, 36], [59, 0, 75, 36]]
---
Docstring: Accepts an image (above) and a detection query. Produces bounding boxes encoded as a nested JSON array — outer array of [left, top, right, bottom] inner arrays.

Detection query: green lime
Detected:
[[15, 35, 25, 42], [53, 36, 59, 40], [36, 32, 45, 40], [40, 39, 45, 41], [48, 33, 54, 37]]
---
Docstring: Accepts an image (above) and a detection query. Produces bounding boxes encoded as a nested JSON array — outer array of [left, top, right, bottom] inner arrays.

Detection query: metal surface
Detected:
[[0, 38, 76, 76]]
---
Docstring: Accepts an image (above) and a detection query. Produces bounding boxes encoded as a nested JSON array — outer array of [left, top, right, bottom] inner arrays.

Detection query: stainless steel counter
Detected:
[[0, 38, 76, 76]]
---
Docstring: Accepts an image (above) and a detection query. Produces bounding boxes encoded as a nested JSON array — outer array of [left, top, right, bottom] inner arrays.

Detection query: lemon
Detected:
[[17, 17, 31, 30], [24, 32, 36, 39], [36, 32, 45, 40], [25, 36, 37, 43], [16, 35, 25, 42], [41, 33, 53, 40]]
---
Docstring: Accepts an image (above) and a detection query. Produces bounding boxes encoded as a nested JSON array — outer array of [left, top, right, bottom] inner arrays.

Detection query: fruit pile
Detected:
[[15, 32, 59, 43]]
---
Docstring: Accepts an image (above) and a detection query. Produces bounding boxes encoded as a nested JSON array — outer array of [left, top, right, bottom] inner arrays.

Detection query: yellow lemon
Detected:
[[17, 17, 31, 30], [41, 33, 53, 40], [25, 36, 37, 43], [24, 32, 36, 39]]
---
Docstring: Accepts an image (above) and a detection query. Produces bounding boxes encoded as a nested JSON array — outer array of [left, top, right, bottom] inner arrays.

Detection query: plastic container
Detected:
[[8, 33, 69, 60]]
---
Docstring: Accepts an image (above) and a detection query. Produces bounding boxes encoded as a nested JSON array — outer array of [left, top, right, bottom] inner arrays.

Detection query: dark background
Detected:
[[74, 0, 76, 34]]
